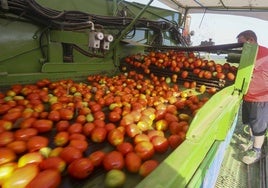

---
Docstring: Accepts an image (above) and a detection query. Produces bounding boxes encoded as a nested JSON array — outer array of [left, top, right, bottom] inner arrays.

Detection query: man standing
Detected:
[[237, 30, 268, 165]]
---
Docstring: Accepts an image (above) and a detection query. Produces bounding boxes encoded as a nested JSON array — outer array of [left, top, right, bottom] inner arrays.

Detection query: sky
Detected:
[[125, 0, 268, 47]]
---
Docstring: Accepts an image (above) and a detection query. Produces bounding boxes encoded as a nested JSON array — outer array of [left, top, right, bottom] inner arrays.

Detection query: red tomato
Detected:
[[82, 122, 95, 136], [125, 152, 142, 173], [90, 103, 102, 113], [105, 122, 116, 132], [59, 146, 83, 164], [2, 111, 22, 122], [27, 135, 49, 152], [7, 140, 27, 154], [68, 139, 88, 153], [103, 151, 124, 171], [93, 111, 105, 121], [68, 158, 94, 179], [164, 112, 179, 123], [26, 169, 61, 188], [0, 131, 14, 147], [0, 147, 16, 165], [32, 119, 53, 133], [116, 142, 134, 156], [48, 110, 61, 122], [108, 111, 121, 122], [39, 156, 66, 172], [14, 128, 38, 142], [90, 127, 107, 143], [169, 121, 183, 135], [168, 134, 183, 149], [3, 163, 39, 188], [93, 119, 105, 128], [69, 133, 86, 141], [147, 130, 164, 140], [19, 117, 37, 129], [54, 131, 69, 147], [139, 159, 159, 177], [107, 128, 124, 146], [134, 141, 155, 160], [88, 150, 106, 167], [151, 136, 169, 153], [68, 122, 83, 134], [56, 120, 70, 132], [59, 108, 74, 120]]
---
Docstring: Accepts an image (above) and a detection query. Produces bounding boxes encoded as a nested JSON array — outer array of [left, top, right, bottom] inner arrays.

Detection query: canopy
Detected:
[[158, 0, 268, 21]]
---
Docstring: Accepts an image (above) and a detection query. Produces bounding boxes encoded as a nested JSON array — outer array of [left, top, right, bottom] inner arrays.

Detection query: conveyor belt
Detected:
[[215, 108, 268, 188]]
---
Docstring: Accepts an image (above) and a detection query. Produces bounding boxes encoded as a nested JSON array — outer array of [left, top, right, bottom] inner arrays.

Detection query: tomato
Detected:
[[0, 148, 16, 165], [90, 103, 102, 113], [108, 111, 121, 122], [39, 156, 66, 172], [0, 104, 11, 115], [68, 122, 83, 134], [56, 120, 70, 132], [168, 134, 183, 149], [0, 131, 14, 147], [107, 128, 124, 146], [90, 127, 107, 143], [125, 124, 141, 138], [75, 114, 86, 124], [116, 142, 134, 156], [147, 130, 164, 140], [19, 117, 37, 129], [32, 119, 53, 133], [2, 111, 22, 122], [59, 108, 74, 120], [134, 141, 155, 160], [164, 112, 179, 123], [7, 140, 27, 154], [18, 152, 43, 167], [0, 162, 17, 186], [49, 147, 63, 157], [54, 131, 69, 147], [82, 122, 95, 136], [48, 110, 61, 122], [139, 159, 159, 177], [68, 139, 88, 153], [155, 119, 168, 131], [14, 128, 38, 141], [133, 134, 150, 145], [88, 150, 106, 167], [151, 136, 169, 153], [125, 152, 142, 173], [104, 169, 126, 188], [26, 169, 61, 188], [68, 158, 94, 179], [103, 151, 124, 171], [69, 133, 86, 141], [27, 135, 49, 152], [93, 119, 105, 128], [59, 146, 83, 164], [0, 120, 12, 131], [2, 163, 39, 188]]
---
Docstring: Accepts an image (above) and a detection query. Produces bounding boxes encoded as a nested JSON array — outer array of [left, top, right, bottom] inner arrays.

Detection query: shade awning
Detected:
[[158, 0, 268, 21]]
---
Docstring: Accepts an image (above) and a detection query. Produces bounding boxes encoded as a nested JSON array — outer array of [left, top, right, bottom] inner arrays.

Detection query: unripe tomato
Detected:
[[2, 163, 39, 188]]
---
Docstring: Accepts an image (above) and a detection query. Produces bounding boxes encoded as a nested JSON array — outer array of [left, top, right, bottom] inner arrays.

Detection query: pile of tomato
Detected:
[[0, 51, 232, 187]]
